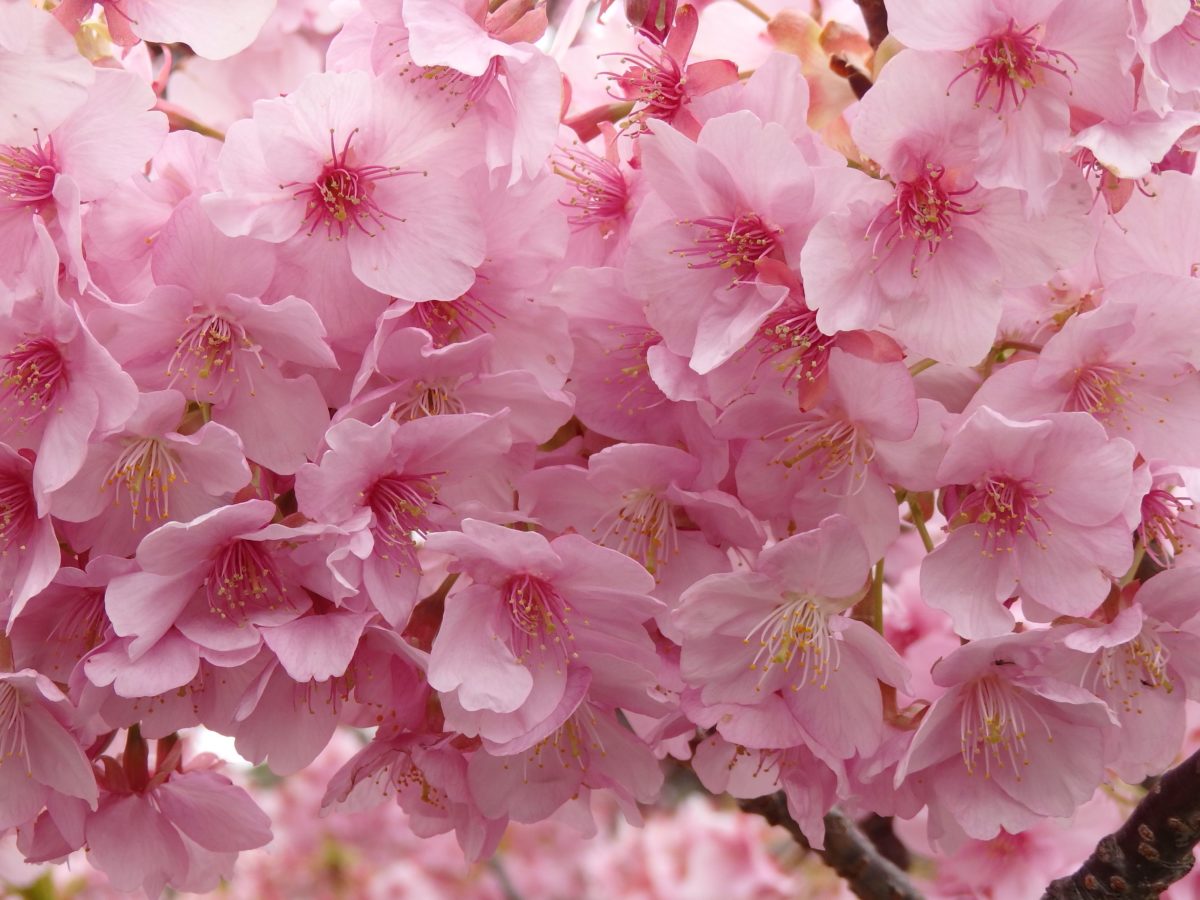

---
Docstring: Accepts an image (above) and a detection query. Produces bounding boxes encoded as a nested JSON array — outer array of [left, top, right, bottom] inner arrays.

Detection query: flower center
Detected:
[[767, 415, 875, 493], [1, 336, 68, 430], [168, 314, 262, 400], [0, 137, 57, 209], [953, 476, 1052, 556], [752, 294, 835, 390], [365, 473, 440, 565], [1086, 633, 1173, 714], [1066, 363, 1135, 422], [104, 437, 187, 526], [744, 595, 840, 691], [1138, 488, 1195, 566], [502, 573, 576, 667], [391, 381, 467, 421], [291, 129, 412, 239], [675, 214, 783, 286], [0, 683, 31, 774], [523, 704, 603, 774], [604, 38, 686, 132], [867, 165, 978, 274], [412, 294, 502, 347], [553, 145, 629, 234], [949, 19, 1077, 112], [414, 57, 502, 107], [204, 539, 290, 622], [959, 674, 1052, 779], [0, 473, 34, 555], [593, 488, 678, 574]]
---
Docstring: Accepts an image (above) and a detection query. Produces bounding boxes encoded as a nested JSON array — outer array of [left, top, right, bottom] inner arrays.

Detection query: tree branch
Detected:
[[1043, 749, 1200, 899], [853, 0, 889, 49], [739, 795, 924, 900]]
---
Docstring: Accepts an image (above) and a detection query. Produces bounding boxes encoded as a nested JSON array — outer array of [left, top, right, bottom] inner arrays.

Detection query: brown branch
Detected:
[[853, 0, 889, 49], [1043, 749, 1200, 899], [740, 794, 924, 900]]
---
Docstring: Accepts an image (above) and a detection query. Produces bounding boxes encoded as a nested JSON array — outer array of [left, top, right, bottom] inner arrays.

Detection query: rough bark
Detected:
[[739, 795, 924, 900], [1043, 749, 1200, 899]]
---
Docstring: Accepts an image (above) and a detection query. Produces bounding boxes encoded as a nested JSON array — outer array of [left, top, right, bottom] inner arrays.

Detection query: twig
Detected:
[[853, 0, 889, 49], [1043, 748, 1200, 899], [739, 794, 924, 900]]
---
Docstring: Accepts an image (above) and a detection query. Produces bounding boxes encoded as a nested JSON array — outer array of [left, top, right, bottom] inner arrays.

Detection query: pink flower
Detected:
[[922, 407, 1138, 638], [1051, 568, 1200, 782], [294, 412, 514, 624], [674, 515, 909, 761], [203, 69, 486, 303], [89, 198, 335, 475], [0, 68, 166, 288], [49, 389, 251, 558], [399, 0, 561, 183], [0, 444, 60, 626], [716, 348, 932, 560], [601, 4, 739, 138], [800, 50, 1097, 365], [966, 273, 1200, 466], [343, 323, 574, 446], [55, 0, 275, 59], [626, 109, 849, 373], [103, 500, 327, 677], [82, 735, 271, 896], [0, 0, 94, 147], [896, 632, 1115, 849], [0, 669, 97, 831], [0, 228, 138, 510], [323, 732, 507, 862], [519, 440, 763, 579], [887, 0, 1135, 199], [467, 698, 665, 825], [424, 519, 664, 747]]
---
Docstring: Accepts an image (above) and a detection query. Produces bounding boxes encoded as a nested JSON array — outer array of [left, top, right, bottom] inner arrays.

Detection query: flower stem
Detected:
[[731, 0, 771, 22], [908, 498, 935, 553]]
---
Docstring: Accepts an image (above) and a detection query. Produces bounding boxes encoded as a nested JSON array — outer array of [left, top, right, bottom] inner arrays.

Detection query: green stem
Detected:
[[869, 559, 884, 635], [1120, 541, 1147, 587], [907, 358, 937, 376], [908, 498, 935, 554]]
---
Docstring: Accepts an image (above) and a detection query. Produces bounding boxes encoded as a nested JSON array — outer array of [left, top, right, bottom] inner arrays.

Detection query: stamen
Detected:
[[1, 336, 68, 430], [593, 489, 679, 573], [952, 476, 1053, 556], [503, 573, 577, 668], [601, 35, 686, 133], [365, 472, 440, 566], [0, 683, 32, 775], [948, 18, 1078, 112], [766, 415, 875, 494], [865, 164, 979, 276], [1138, 488, 1196, 566], [0, 472, 34, 556], [0, 133, 56, 208], [553, 145, 629, 234], [104, 437, 187, 526], [743, 595, 841, 691], [203, 540, 290, 622], [285, 129, 415, 240], [167, 314, 263, 400], [959, 674, 1053, 779], [674, 214, 783, 286]]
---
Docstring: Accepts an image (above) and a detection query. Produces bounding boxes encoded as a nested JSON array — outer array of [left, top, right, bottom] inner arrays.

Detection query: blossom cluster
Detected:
[[4, 0, 1200, 894]]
